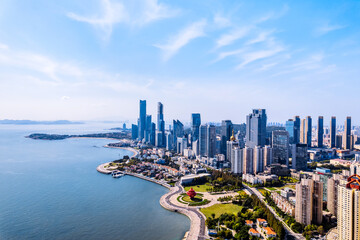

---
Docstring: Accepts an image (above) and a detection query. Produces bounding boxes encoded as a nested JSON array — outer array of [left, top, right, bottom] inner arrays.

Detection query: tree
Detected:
[[317, 226, 324, 235]]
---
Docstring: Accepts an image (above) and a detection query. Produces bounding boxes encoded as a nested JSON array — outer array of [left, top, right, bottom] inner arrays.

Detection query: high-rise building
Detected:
[[336, 135, 343, 148], [343, 117, 352, 150], [243, 147, 254, 174], [327, 175, 341, 217], [286, 119, 295, 144], [295, 179, 323, 225], [305, 116, 312, 147], [173, 120, 184, 149], [292, 143, 308, 171], [338, 174, 360, 240], [165, 132, 173, 151], [191, 113, 201, 142], [300, 119, 306, 144], [138, 100, 147, 140], [246, 109, 267, 148], [207, 125, 216, 158], [131, 124, 138, 140], [294, 116, 301, 144], [145, 115, 152, 143], [231, 147, 243, 174], [317, 116, 324, 148], [253, 146, 264, 174], [330, 117, 336, 148], [199, 125, 207, 157], [264, 145, 273, 166], [221, 120, 233, 156], [156, 102, 165, 147], [176, 137, 187, 155], [150, 122, 156, 145], [226, 132, 238, 162], [272, 130, 289, 166]]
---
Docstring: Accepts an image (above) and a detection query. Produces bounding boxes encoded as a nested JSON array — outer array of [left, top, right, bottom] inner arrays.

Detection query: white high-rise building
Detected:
[[253, 146, 264, 174], [231, 147, 243, 174], [338, 175, 360, 240]]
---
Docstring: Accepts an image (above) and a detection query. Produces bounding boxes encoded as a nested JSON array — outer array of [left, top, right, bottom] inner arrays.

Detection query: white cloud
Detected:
[[215, 27, 252, 48], [67, 0, 179, 40], [154, 19, 207, 61], [61, 96, 71, 101], [236, 45, 284, 69], [316, 24, 347, 36], [213, 14, 232, 28], [0, 43, 9, 50], [246, 29, 275, 45], [213, 48, 247, 63]]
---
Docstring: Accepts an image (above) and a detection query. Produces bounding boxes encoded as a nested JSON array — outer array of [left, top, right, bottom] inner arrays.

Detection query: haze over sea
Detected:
[[0, 123, 189, 240]]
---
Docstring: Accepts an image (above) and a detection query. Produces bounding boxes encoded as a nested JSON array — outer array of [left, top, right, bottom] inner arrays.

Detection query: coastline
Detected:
[[103, 145, 139, 158], [96, 161, 206, 240]]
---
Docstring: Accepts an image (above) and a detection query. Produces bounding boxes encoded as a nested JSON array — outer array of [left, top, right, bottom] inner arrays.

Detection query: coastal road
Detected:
[[160, 182, 207, 240], [242, 183, 305, 240]]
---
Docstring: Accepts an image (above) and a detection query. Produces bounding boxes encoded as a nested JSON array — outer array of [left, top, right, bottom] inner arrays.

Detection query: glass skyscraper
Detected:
[[246, 109, 267, 148]]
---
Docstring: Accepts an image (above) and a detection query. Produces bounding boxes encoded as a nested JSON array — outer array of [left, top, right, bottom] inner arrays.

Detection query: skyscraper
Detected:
[[156, 102, 165, 147], [246, 109, 267, 148], [295, 178, 323, 225], [199, 125, 207, 157], [243, 147, 254, 174], [131, 124, 138, 140], [292, 143, 308, 171], [145, 115, 152, 143], [330, 117, 336, 148], [173, 120, 184, 149], [338, 174, 360, 240], [253, 146, 264, 174], [221, 120, 233, 156], [272, 130, 290, 166], [138, 100, 146, 140], [294, 116, 301, 144], [317, 116, 324, 148], [305, 116, 312, 147], [206, 125, 216, 158], [231, 147, 243, 174], [343, 116, 352, 150], [191, 113, 201, 142], [327, 175, 341, 217], [300, 119, 306, 144], [264, 145, 273, 167], [285, 119, 295, 144]]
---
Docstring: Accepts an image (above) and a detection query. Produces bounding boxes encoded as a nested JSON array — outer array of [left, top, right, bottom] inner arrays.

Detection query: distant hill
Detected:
[[0, 120, 84, 125]]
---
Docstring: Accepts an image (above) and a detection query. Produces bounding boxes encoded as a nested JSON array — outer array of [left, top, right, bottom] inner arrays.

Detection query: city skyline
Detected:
[[1, 0, 360, 123]]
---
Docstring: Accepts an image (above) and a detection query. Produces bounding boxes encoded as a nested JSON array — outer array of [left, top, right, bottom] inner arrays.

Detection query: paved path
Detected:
[[160, 182, 208, 240], [96, 162, 113, 174], [242, 183, 305, 240]]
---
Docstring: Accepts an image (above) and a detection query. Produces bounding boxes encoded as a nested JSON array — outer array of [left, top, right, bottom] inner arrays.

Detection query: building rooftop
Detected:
[[249, 228, 259, 234], [264, 227, 277, 236]]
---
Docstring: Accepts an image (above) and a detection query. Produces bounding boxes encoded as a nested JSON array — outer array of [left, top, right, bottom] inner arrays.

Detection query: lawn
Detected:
[[184, 184, 212, 192], [267, 187, 277, 191], [200, 203, 243, 219], [258, 188, 269, 196]]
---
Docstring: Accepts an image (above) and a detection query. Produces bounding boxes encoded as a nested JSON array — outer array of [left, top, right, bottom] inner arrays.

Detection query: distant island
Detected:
[[27, 132, 130, 140], [0, 120, 83, 125]]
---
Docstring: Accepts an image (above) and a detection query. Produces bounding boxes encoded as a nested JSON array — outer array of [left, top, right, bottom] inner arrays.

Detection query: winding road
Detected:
[[160, 182, 207, 240]]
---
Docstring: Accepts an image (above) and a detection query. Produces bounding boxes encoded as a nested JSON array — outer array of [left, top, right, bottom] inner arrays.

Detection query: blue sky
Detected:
[[0, 0, 359, 125]]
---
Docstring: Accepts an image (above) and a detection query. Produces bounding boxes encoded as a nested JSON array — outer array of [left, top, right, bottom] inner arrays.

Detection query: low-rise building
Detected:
[[263, 227, 277, 238], [249, 228, 260, 237], [256, 218, 267, 227], [271, 192, 295, 216], [245, 220, 254, 227]]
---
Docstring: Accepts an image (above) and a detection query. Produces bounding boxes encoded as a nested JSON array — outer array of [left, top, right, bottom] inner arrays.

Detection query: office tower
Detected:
[[150, 122, 156, 145], [295, 179, 323, 225], [192, 140, 199, 156], [286, 119, 295, 144], [199, 125, 207, 157], [226, 133, 238, 162], [176, 137, 187, 155], [191, 113, 201, 142], [294, 116, 301, 144], [264, 145, 273, 166], [231, 147, 243, 174], [145, 115, 152, 143], [243, 147, 254, 174], [327, 175, 341, 217], [206, 125, 216, 158], [313, 170, 332, 201], [317, 116, 324, 148], [305, 116, 312, 147], [253, 146, 264, 174], [343, 117, 352, 150], [292, 143, 308, 171], [338, 175, 360, 240], [300, 119, 306, 144], [330, 117, 336, 148], [173, 120, 184, 147], [138, 100, 147, 140], [246, 109, 267, 148], [336, 135, 343, 148], [165, 132, 173, 150], [131, 124, 138, 140], [156, 102, 165, 147], [272, 130, 290, 166], [221, 120, 233, 156]]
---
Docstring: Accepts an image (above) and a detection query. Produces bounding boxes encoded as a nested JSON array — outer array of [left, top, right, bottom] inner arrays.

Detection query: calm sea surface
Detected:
[[0, 123, 189, 240]]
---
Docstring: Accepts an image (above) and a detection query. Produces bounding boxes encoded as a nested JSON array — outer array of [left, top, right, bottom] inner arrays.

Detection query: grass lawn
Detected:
[[267, 187, 277, 191], [200, 203, 243, 219], [182, 195, 203, 203], [184, 184, 212, 192]]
